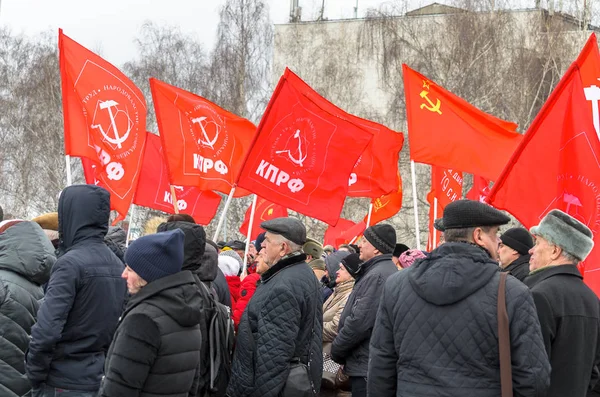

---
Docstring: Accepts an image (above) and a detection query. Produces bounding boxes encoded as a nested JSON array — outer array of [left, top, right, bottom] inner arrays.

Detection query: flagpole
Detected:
[[411, 160, 421, 250], [349, 236, 358, 245], [242, 194, 258, 274], [65, 155, 72, 186], [213, 186, 236, 242], [432, 197, 438, 249], [125, 204, 136, 247], [169, 185, 180, 214], [366, 203, 373, 227]]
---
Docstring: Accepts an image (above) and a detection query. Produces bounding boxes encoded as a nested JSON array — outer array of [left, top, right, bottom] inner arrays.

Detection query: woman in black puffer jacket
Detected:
[[0, 221, 55, 397]]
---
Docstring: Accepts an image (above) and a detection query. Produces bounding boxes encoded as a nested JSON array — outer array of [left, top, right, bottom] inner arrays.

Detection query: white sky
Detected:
[[0, 0, 391, 65]]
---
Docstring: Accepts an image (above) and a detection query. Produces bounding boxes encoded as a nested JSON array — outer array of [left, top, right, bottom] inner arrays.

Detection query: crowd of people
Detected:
[[0, 185, 599, 397]]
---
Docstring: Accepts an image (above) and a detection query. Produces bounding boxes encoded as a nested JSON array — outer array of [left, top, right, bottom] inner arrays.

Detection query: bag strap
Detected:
[[497, 272, 513, 397]]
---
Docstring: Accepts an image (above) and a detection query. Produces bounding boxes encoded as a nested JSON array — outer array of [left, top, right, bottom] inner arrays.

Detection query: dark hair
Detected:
[[167, 213, 196, 223], [338, 244, 356, 253], [444, 226, 494, 243]]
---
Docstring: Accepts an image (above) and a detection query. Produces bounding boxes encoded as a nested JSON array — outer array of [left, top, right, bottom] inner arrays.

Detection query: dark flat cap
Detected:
[[392, 243, 410, 258], [225, 240, 245, 250], [433, 218, 445, 232], [261, 217, 306, 245], [443, 200, 510, 230]]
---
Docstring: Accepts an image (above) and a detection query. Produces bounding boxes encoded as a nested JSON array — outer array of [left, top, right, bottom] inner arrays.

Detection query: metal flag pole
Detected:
[[411, 160, 421, 250], [212, 186, 236, 242], [432, 197, 438, 249], [65, 155, 72, 186], [242, 194, 258, 275], [366, 202, 373, 227], [125, 204, 137, 247]]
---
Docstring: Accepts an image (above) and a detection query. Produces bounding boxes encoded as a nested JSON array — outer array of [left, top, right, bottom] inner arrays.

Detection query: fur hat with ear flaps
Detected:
[[530, 209, 594, 261]]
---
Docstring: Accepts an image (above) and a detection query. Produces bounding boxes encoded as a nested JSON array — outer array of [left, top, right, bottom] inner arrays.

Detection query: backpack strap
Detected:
[[497, 272, 513, 397]]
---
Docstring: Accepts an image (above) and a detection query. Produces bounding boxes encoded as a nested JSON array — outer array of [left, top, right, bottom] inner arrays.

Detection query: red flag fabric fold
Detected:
[[403, 64, 522, 181], [60, 29, 146, 220], [239, 198, 288, 240], [426, 167, 463, 251], [237, 68, 374, 226], [364, 180, 403, 226], [488, 33, 600, 296], [324, 219, 367, 248]]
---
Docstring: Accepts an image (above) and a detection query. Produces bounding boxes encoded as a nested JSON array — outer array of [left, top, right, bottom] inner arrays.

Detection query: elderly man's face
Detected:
[[262, 232, 285, 267], [529, 236, 557, 272], [359, 238, 378, 261], [474, 226, 501, 261], [497, 242, 519, 268]]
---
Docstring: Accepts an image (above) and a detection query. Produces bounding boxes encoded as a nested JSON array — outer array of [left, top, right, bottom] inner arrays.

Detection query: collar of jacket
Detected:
[[357, 253, 393, 279], [334, 279, 354, 294], [260, 251, 307, 283], [527, 263, 581, 282], [123, 270, 197, 316], [503, 254, 530, 273], [446, 240, 493, 258]]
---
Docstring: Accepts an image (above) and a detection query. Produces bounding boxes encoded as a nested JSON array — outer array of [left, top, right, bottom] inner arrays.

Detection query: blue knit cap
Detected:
[[125, 229, 185, 283]]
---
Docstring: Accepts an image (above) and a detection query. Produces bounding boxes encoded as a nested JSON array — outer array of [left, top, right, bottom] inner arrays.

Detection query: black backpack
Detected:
[[196, 279, 235, 397]]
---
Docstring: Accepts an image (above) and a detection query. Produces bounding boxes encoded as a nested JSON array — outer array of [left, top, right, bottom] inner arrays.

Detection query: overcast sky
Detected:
[[0, 0, 392, 65]]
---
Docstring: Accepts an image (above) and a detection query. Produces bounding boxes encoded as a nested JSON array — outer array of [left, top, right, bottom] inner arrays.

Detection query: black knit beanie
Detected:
[[500, 227, 533, 255], [363, 224, 396, 254], [125, 229, 184, 283], [341, 253, 362, 279]]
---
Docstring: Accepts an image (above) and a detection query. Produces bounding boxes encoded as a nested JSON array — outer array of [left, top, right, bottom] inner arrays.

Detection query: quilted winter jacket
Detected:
[[227, 252, 323, 397], [322, 279, 354, 344], [525, 265, 600, 397], [26, 185, 127, 391], [99, 271, 202, 397], [0, 222, 55, 397], [331, 254, 397, 376], [368, 242, 551, 397]]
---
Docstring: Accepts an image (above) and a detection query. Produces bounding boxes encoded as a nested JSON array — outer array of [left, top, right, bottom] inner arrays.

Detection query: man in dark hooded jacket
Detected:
[[368, 200, 551, 397], [227, 217, 323, 397], [331, 223, 398, 397], [26, 185, 127, 396], [0, 221, 55, 397]]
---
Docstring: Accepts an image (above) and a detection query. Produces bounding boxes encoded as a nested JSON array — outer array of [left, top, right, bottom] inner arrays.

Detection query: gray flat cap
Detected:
[[261, 217, 306, 245]]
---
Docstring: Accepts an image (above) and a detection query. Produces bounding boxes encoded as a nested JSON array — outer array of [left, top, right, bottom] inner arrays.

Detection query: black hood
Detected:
[[156, 221, 213, 278], [0, 221, 56, 285], [58, 185, 110, 253], [105, 226, 127, 250], [408, 242, 499, 306], [325, 250, 350, 278], [124, 271, 202, 327]]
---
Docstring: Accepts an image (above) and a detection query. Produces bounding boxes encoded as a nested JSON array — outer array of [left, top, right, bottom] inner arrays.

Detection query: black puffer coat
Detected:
[[227, 252, 323, 397], [331, 253, 397, 376], [0, 222, 55, 397], [502, 254, 531, 282], [368, 242, 551, 397], [26, 185, 127, 391], [99, 271, 203, 397]]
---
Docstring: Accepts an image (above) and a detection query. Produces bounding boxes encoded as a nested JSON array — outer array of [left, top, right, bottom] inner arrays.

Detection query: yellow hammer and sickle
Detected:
[[374, 198, 390, 211], [420, 91, 442, 115]]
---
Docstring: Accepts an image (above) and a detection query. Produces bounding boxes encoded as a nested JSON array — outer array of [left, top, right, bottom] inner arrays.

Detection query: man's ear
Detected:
[[550, 244, 563, 261], [472, 227, 485, 247]]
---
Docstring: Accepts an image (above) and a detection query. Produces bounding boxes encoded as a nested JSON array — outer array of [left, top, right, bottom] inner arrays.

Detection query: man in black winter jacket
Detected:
[[331, 223, 398, 397], [498, 227, 534, 282], [227, 217, 323, 397], [26, 185, 127, 396], [368, 200, 551, 397], [526, 210, 600, 397]]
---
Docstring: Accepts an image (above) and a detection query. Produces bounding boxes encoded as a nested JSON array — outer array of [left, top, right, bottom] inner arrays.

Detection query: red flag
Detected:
[[466, 176, 491, 202], [403, 64, 522, 181], [239, 197, 288, 240], [347, 126, 404, 197], [59, 29, 146, 221], [426, 167, 463, 250], [364, 181, 403, 226], [324, 219, 367, 248], [150, 78, 254, 197], [488, 33, 600, 296], [237, 68, 374, 226], [133, 133, 221, 225]]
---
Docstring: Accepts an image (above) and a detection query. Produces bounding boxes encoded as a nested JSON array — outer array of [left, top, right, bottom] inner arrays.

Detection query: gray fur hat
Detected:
[[530, 209, 594, 261]]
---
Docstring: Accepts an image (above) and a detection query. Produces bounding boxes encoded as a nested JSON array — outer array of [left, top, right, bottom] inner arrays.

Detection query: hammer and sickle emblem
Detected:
[[374, 198, 390, 211], [419, 91, 442, 115]]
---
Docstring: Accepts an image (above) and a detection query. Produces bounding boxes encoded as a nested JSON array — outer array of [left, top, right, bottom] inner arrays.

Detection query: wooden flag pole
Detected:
[[411, 160, 422, 250], [169, 185, 180, 214], [213, 186, 236, 242], [242, 194, 258, 275], [65, 155, 72, 186]]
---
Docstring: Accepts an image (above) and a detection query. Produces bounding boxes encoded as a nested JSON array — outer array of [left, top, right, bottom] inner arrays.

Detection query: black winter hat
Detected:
[[443, 200, 510, 230], [125, 229, 185, 283], [392, 243, 410, 258], [254, 232, 266, 251], [363, 224, 396, 254], [340, 253, 362, 279], [500, 227, 533, 256]]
